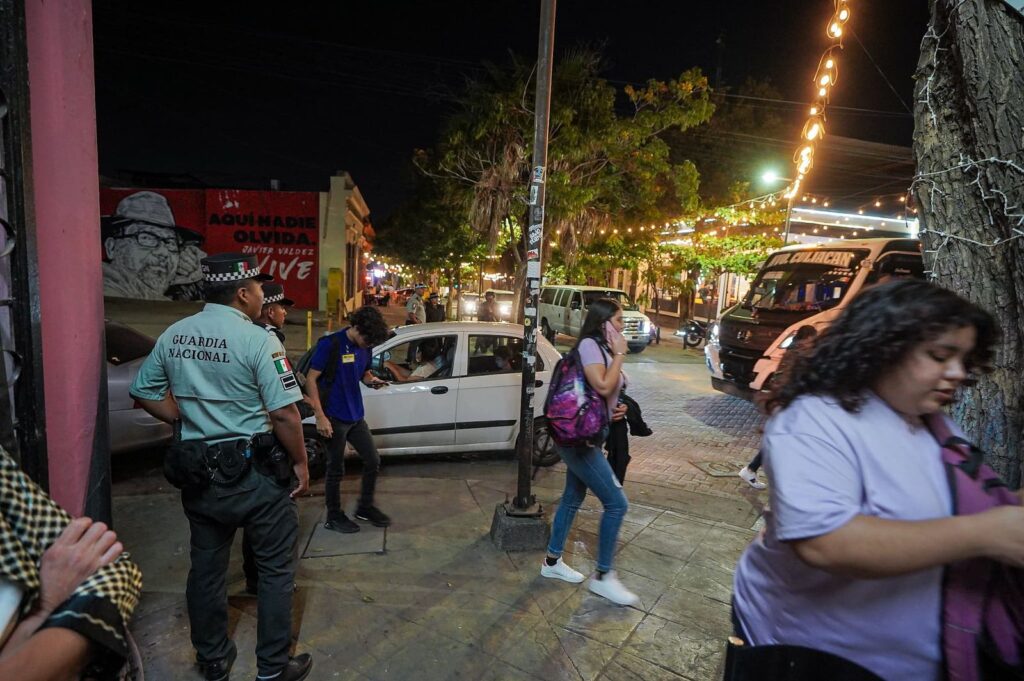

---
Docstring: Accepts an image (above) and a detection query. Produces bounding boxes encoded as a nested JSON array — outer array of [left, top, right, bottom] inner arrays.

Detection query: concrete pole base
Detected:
[[489, 502, 550, 551]]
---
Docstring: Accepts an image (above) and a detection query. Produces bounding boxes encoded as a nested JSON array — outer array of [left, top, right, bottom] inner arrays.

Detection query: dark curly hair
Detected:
[[349, 305, 390, 346], [770, 279, 998, 413]]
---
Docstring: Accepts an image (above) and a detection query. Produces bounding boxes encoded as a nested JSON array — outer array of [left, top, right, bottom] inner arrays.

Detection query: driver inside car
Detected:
[[385, 338, 444, 382]]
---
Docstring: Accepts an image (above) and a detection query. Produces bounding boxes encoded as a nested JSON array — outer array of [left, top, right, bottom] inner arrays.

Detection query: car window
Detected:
[[466, 335, 545, 375], [541, 288, 556, 304], [570, 292, 583, 309], [373, 334, 458, 380], [105, 321, 155, 365], [866, 253, 925, 286], [553, 289, 568, 307]]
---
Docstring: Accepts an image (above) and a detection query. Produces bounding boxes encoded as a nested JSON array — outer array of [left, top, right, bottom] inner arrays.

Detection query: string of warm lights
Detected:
[[782, 0, 852, 202], [911, 155, 1024, 279]]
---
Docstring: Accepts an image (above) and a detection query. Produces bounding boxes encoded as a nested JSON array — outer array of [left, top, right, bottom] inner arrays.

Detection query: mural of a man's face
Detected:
[[105, 223, 182, 293]]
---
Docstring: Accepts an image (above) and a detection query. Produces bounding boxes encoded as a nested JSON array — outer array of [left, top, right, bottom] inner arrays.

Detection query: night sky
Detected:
[[92, 0, 929, 220]]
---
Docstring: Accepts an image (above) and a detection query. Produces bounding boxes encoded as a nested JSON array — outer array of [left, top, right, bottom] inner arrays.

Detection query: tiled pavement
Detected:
[[112, 317, 771, 680]]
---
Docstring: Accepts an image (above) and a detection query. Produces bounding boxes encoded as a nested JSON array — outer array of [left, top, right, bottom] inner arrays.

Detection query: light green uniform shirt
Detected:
[[130, 304, 301, 444]]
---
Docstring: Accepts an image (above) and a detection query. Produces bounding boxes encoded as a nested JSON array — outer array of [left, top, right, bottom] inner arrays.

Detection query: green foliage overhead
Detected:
[[397, 50, 713, 271]]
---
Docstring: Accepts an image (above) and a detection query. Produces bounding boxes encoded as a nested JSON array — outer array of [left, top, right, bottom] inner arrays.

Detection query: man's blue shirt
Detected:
[[310, 328, 370, 422]]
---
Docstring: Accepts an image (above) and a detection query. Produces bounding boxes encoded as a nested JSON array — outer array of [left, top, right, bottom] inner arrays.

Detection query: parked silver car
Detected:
[[106, 321, 173, 454]]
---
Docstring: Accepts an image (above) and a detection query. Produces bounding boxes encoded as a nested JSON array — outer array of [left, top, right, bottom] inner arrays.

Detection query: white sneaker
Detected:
[[739, 466, 767, 490], [588, 571, 639, 606], [540, 558, 585, 583]]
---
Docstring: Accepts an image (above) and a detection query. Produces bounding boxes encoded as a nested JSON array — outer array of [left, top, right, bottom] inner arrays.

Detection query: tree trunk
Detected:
[[914, 0, 1024, 486]]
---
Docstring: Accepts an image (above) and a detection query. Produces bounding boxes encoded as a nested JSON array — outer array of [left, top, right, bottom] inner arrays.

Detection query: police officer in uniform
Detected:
[[131, 253, 313, 681], [243, 281, 296, 595], [257, 282, 294, 343]]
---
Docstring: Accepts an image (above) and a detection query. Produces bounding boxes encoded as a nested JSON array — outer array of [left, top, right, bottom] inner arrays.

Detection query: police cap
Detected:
[[262, 283, 295, 306], [201, 253, 273, 283]]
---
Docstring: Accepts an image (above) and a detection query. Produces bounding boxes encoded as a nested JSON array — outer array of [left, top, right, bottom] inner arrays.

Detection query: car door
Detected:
[[455, 333, 528, 448], [567, 291, 584, 336], [362, 332, 460, 452]]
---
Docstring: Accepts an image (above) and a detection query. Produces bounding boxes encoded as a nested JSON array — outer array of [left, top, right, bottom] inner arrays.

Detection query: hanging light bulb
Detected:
[[802, 117, 826, 141], [829, 22, 843, 38]]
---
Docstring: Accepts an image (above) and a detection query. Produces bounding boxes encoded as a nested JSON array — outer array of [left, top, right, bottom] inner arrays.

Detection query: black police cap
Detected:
[[262, 283, 295, 306], [200, 253, 273, 283]]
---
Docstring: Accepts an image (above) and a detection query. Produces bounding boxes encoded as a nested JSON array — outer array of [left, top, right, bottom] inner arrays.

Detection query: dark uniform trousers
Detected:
[[325, 418, 380, 513], [183, 466, 297, 676]]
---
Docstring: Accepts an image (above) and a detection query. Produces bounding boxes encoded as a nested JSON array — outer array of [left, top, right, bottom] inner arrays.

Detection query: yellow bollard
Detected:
[[306, 311, 313, 350]]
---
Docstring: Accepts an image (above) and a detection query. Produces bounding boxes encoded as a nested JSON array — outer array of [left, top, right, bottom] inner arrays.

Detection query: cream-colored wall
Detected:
[[317, 172, 368, 312]]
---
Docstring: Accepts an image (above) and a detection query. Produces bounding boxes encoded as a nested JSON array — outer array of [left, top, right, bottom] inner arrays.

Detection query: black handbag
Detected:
[[723, 637, 884, 681]]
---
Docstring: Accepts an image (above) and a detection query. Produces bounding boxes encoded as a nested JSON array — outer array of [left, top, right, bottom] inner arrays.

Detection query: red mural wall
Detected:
[[100, 187, 320, 308]]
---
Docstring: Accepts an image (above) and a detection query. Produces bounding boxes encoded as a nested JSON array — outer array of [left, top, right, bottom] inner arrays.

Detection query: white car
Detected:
[[106, 321, 174, 454], [302, 322, 563, 468]]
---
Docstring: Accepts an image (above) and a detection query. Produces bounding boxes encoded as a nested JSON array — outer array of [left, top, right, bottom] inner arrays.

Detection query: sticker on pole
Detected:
[[529, 186, 539, 205], [533, 166, 545, 183], [527, 261, 541, 277]]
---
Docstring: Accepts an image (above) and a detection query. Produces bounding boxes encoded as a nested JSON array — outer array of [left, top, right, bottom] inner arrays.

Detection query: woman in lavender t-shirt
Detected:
[[732, 279, 1024, 680], [540, 298, 637, 606]]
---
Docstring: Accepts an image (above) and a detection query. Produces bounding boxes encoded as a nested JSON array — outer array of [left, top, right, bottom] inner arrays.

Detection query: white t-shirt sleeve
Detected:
[[764, 421, 863, 542], [411, 362, 435, 379]]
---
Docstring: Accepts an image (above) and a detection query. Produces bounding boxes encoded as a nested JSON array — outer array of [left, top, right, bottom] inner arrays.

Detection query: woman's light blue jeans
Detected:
[[547, 434, 629, 573]]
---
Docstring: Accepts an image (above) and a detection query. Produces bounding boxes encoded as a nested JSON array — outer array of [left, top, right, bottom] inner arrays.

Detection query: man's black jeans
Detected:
[[325, 417, 380, 513]]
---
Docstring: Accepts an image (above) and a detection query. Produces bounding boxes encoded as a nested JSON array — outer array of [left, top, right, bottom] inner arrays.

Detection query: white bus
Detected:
[[706, 238, 924, 400]]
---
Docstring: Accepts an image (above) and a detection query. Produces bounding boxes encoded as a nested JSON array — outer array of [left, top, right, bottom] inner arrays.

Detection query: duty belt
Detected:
[[205, 439, 252, 487]]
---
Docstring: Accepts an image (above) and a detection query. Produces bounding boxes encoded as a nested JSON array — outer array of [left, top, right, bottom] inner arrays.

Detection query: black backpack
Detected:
[[296, 331, 344, 394]]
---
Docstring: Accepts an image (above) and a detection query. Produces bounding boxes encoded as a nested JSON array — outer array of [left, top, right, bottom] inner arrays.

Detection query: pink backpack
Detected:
[[924, 413, 1024, 680], [543, 348, 608, 447]]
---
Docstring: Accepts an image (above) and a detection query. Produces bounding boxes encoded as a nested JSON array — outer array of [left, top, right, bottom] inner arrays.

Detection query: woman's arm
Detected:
[[583, 357, 625, 397], [0, 627, 92, 681], [384, 360, 415, 382], [792, 505, 1024, 578]]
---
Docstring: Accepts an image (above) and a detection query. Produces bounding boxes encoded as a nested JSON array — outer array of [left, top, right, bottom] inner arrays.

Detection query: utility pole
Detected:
[[490, 0, 556, 547], [513, 0, 555, 514]]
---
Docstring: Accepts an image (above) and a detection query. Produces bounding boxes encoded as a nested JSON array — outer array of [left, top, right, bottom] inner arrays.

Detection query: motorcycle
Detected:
[[676, 319, 707, 348]]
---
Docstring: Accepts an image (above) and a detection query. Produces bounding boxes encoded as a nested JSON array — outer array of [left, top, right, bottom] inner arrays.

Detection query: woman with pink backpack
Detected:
[[727, 279, 1024, 680], [540, 298, 638, 606]]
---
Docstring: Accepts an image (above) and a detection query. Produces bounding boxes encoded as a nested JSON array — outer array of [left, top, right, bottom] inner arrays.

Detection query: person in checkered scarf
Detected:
[[0, 448, 142, 679]]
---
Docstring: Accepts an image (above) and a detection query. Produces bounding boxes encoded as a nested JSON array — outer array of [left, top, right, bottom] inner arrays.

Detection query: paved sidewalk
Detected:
[[109, 301, 769, 680]]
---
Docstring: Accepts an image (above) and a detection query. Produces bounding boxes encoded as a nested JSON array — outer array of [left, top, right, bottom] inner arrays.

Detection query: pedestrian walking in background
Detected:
[[541, 298, 638, 606], [406, 283, 427, 324], [730, 279, 1024, 680], [131, 253, 313, 681], [425, 291, 446, 322], [477, 290, 498, 322], [304, 305, 393, 533], [738, 324, 818, 490]]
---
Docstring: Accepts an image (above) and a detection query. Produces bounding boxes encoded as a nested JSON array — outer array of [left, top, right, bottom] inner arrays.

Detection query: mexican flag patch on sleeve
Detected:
[[275, 356, 298, 391]]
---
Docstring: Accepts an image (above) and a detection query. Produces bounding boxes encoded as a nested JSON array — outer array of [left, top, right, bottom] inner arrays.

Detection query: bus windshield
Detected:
[[582, 290, 638, 311], [744, 249, 868, 313]]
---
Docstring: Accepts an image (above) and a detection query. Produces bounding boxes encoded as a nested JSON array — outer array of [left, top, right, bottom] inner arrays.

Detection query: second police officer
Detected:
[[130, 253, 313, 681], [242, 281, 297, 595]]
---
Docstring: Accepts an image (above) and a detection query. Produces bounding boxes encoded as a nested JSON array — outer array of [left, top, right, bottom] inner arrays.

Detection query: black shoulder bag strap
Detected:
[[317, 332, 345, 391]]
